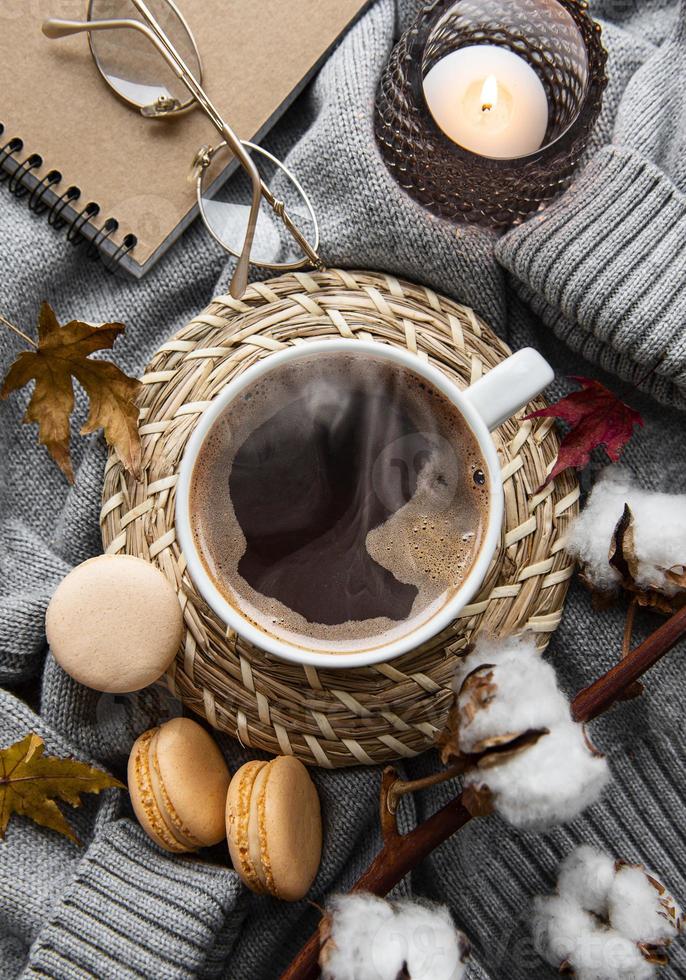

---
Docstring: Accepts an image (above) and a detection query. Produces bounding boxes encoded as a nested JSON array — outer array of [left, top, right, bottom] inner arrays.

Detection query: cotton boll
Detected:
[[466, 723, 610, 829], [394, 900, 469, 980], [453, 637, 610, 829], [558, 845, 616, 916], [533, 895, 656, 979], [454, 636, 570, 754], [320, 894, 401, 980], [608, 865, 682, 947], [534, 848, 683, 979], [320, 895, 469, 980], [567, 468, 686, 595]]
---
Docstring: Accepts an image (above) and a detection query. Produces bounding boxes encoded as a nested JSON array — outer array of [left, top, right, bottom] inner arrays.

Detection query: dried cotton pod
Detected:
[[567, 468, 686, 613]]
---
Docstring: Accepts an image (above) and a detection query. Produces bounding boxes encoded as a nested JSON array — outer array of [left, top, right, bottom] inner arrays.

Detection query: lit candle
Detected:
[[423, 45, 549, 159]]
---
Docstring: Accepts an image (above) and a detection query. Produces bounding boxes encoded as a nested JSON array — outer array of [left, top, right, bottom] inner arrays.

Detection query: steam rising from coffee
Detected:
[[190, 353, 488, 653]]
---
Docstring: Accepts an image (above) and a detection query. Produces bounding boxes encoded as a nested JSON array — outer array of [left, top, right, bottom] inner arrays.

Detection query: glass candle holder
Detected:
[[375, 0, 607, 226]]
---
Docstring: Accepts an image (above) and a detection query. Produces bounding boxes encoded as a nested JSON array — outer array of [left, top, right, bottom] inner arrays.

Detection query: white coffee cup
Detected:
[[176, 338, 553, 669]]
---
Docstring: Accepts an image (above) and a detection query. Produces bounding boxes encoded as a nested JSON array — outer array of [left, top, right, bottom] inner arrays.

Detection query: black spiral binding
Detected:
[[0, 124, 137, 272]]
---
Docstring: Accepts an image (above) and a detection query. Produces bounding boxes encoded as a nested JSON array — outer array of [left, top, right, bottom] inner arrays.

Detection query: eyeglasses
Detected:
[[43, 0, 322, 298]]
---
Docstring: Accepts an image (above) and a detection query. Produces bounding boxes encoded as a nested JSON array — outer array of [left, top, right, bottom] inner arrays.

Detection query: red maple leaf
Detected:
[[525, 377, 643, 484]]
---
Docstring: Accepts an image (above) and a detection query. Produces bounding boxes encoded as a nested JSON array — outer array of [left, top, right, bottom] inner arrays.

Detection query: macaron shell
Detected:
[[46, 554, 183, 693], [128, 729, 188, 854], [247, 763, 275, 894], [226, 761, 269, 893], [258, 756, 322, 901], [154, 717, 230, 846], [146, 730, 205, 851]]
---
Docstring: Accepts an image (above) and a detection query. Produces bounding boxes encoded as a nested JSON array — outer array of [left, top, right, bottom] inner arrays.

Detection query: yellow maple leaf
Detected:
[[1, 302, 142, 483], [0, 732, 124, 843]]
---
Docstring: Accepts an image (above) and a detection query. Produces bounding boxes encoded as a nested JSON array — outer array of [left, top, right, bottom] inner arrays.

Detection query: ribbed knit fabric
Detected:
[[24, 822, 246, 980], [0, 1, 685, 978], [496, 146, 686, 408]]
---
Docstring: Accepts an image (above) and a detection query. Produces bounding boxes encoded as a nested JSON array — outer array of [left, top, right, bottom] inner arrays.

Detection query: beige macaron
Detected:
[[226, 756, 322, 901], [128, 717, 231, 853], [46, 554, 183, 693]]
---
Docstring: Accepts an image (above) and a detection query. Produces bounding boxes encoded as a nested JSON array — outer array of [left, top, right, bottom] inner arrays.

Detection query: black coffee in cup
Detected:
[[190, 351, 488, 652]]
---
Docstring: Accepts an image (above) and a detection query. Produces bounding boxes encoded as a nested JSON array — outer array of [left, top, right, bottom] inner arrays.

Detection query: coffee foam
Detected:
[[190, 352, 489, 653]]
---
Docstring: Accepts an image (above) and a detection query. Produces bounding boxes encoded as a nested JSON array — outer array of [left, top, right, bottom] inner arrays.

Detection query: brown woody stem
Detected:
[[0, 314, 37, 349], [571, 603, 686, 723], [618, 599, 644, 701], [280, 606, 686, 980], [379, 767, 401, 844], [384, 763, 465, 817], [621, 599, 637, 660]]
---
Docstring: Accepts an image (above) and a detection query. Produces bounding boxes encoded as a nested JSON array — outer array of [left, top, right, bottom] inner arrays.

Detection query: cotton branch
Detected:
[[571, 603, 686, 722], [280, 605, 686, 980]]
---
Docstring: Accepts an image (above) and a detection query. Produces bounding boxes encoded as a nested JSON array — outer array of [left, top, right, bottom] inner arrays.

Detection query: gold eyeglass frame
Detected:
[[43, 0, 323, 299], [86, 0, 202, 116]]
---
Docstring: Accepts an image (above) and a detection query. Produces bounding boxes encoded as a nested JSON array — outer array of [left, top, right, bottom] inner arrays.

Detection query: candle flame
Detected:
[[480, 74, 498, 112]]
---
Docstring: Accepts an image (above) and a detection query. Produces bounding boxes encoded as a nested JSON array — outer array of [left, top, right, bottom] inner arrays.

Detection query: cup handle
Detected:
[[462, 348, 554, 432]]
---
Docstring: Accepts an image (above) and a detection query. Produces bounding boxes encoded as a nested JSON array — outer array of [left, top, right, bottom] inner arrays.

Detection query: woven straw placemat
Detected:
[[101, 269, 579, 768]]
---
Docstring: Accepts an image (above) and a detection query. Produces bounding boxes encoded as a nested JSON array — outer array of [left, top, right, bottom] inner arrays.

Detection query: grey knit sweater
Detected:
[[1, 1, 685, 978]]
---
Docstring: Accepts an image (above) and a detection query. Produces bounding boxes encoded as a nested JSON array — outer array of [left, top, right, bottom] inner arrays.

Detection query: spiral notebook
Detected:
[[0, 0, 368, 277]]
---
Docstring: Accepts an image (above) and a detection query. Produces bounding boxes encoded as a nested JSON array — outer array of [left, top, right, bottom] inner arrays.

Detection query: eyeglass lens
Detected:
[[87, 0, 201, 112], [199, 142, 318, 268]]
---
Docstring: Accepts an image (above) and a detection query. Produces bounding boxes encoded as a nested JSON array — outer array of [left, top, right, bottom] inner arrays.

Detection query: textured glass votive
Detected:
[[375, 0, 608, 226]]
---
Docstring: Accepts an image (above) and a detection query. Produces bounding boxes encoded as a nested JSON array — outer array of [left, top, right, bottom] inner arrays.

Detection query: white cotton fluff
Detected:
[[465, 722, 610, 829], [533, 894, 598, 966], [567, 468, 686, 594], [608, 865, 682, 946], [394, 901, 468, 980], [533, 895, 656, 980], [454, 636, 571, 754], [558, 845, 616, 916], [321, 894, 400, 980], [321, 895, 468, 980], [569, 927, 656, 980]]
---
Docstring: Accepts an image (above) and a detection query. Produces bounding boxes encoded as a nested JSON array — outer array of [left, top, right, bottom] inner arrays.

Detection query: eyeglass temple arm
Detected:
[[127, 0, 259, 295], [131, 0, 321, 272], [43, 15, 261, 299]]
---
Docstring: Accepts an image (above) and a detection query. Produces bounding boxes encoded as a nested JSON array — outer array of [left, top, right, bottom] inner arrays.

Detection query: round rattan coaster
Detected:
[[101, 269, 579, 768]]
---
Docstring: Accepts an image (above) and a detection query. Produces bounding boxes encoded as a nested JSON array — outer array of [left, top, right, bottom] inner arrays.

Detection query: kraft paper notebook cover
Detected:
[[0, 0, 369, 277]]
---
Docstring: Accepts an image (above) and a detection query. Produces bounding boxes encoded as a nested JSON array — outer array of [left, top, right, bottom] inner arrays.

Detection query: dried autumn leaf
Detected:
[[1, 302, 142, 483], [525, 377, 643, 485], [0, 732, 124, 843]]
